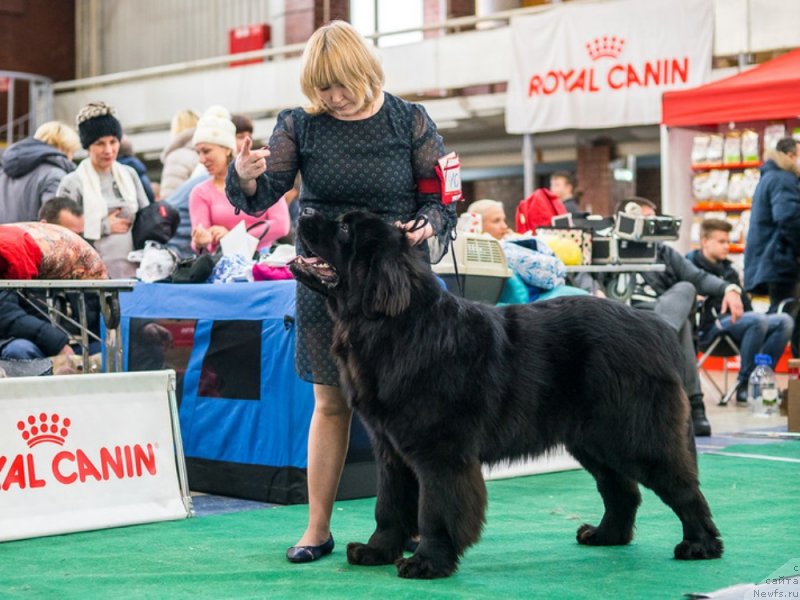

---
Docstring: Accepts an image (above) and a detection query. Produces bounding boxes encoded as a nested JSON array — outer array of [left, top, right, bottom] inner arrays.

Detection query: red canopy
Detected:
[[662, 48, 800, 127]]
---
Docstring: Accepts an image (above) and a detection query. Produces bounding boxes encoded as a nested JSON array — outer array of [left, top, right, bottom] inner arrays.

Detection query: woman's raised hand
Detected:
[[235, 136, 270, 182]]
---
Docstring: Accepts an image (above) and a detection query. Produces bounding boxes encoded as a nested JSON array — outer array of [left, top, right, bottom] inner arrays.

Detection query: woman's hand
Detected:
[[207, 225, 229, 243], [395, 220, 434, 246], [235, 136, 270, 195], [191, 225, 214, 247], [192, 225, 229, 248], [107, 209, 132, 233]]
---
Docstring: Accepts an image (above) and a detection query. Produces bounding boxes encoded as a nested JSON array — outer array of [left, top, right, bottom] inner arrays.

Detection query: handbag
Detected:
[[132, 201, 181, 250], [170, 250, 221, 284]]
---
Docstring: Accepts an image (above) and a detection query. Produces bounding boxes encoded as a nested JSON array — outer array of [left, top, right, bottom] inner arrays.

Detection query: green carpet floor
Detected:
[[1, 448, 798, 600]]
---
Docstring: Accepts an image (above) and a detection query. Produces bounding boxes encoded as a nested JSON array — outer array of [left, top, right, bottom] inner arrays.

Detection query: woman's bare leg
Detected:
[[293, 383, 352, 547]]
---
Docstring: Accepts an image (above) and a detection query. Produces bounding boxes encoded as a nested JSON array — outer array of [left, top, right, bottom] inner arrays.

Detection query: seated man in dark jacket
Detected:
[[621, 198, 744, 436], [688, 218, 793, 404], [0, 290, 73, 360]]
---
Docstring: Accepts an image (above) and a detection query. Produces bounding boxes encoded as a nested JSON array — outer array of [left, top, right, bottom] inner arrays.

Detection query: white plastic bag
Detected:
[[135, 241, 178, 282]]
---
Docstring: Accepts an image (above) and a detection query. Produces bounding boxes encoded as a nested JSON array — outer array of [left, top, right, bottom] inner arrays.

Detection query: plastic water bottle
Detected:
[[748, 354, 779, 417]]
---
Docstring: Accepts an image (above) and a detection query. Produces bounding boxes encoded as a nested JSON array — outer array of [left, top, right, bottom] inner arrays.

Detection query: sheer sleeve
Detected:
[[410, 104, 457, 263], [226, 109, 301, 217]]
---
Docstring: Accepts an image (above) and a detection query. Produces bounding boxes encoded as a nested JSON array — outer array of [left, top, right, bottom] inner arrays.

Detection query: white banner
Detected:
[[0, 371, 190, 542], [505, 0, 714, 134]]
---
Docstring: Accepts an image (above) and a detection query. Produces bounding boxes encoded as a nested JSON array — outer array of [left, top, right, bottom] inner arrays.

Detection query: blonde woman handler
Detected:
[[226, 20, 456, 563]]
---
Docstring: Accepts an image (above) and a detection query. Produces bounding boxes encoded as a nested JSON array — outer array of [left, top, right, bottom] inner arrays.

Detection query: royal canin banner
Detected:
[[0, 371, 190, 542], [505, 0, 714, 134]]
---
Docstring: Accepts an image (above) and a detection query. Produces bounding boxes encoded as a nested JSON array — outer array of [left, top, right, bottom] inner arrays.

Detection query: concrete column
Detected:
[[523, 133, 535, 198]]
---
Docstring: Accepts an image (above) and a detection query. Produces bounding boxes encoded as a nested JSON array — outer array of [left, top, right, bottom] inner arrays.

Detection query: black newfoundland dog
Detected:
[[289, 209, 722, 579]]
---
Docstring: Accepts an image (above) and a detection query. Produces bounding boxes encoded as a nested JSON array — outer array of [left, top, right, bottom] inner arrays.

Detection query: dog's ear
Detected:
[[362, 249, 412, 318]]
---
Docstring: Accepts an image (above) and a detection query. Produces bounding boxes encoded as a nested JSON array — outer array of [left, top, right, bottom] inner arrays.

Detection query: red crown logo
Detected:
[[585, 36, 625, 60], [17, 413, 71, 448]]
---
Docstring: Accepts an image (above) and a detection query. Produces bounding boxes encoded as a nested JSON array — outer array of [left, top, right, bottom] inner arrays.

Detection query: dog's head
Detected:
[[290, 210, 433, 318]]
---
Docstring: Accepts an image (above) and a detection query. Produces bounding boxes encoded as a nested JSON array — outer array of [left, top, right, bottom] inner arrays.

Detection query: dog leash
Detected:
[[405, 214, 464, 298]]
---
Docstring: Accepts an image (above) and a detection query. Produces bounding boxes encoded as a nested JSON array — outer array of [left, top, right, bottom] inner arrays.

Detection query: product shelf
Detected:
[[692, 202, 752, 212], [691, 162, 762, 171]]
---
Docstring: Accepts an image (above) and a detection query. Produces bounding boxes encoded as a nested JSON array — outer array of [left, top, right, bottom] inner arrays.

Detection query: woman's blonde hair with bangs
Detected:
[[300, 20, 384, 115]]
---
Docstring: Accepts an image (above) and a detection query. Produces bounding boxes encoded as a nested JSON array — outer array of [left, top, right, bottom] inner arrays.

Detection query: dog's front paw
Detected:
[[395, 554, 456, 579], [346, 542, 399, 566], [674, 537, 723, 560], [576, 523, 632, 546]]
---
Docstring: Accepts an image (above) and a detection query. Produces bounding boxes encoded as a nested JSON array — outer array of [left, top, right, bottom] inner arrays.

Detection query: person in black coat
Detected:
[[0, 290, 73, 360], [743, 137, 800, 311], [689, 219, 793, 403]]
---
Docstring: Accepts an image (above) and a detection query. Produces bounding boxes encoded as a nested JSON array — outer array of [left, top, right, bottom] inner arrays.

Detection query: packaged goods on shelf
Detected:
[[739, 210, 751, 237], [764, 124, 786, 152], [691, 135, 710, 164], [692, 172, 711, 200], [742, 168, 761, 200], [709, 169, 730, 200], [742, 129, 759, 163], [707, 134, 724, 164], [730, 213, 748, 244], [727, 172, 745, 202], [723, 132, 742, 165]]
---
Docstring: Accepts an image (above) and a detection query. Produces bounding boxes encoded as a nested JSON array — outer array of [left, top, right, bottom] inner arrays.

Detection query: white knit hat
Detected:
[[191, 105, 236, 152]]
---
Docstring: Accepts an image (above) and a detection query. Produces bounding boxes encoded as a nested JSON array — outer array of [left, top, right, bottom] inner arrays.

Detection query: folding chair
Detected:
[[695, 300, 741, 406]]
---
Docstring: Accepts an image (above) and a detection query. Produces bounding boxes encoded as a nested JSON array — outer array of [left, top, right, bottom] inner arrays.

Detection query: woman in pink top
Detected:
[[189, 106, 290, 254]]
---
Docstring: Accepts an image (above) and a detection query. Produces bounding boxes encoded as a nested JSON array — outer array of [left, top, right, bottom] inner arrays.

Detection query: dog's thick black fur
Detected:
[[289, 210, 723, 579]]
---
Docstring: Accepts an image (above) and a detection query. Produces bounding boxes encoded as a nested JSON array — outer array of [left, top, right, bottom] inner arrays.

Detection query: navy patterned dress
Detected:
[[226, 92, 456, 385]]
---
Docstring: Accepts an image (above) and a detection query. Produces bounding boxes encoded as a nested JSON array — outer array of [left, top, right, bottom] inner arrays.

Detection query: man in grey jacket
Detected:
[[623, 198, 744, 437], [0, 122, 80, 223]]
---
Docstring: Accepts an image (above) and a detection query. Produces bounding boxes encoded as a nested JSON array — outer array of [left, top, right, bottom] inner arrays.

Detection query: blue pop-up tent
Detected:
[[119, 281, 375, 504]]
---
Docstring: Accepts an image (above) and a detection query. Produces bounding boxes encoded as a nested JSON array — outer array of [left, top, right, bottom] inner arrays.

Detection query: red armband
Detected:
[[417, 178, 440, 195]]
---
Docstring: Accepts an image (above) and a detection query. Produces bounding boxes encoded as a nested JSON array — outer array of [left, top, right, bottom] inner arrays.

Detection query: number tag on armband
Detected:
[[435, 152, 463, 205]]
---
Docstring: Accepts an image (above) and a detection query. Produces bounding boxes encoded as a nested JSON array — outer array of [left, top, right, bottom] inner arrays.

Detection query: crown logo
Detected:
[[585, 36, 625, 60], [17, 413, 71, 448]]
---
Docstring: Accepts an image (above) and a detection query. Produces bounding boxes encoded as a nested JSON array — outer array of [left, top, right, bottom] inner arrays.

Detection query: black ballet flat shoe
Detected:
[[286, 535, 335, 563]]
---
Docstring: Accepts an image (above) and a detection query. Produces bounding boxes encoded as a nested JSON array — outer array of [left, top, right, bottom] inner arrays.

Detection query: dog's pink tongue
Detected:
[[289, 255, 321, 266]]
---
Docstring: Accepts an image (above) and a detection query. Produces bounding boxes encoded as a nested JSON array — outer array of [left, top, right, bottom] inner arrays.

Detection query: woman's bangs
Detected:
[[309, 47, 345, 89]]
